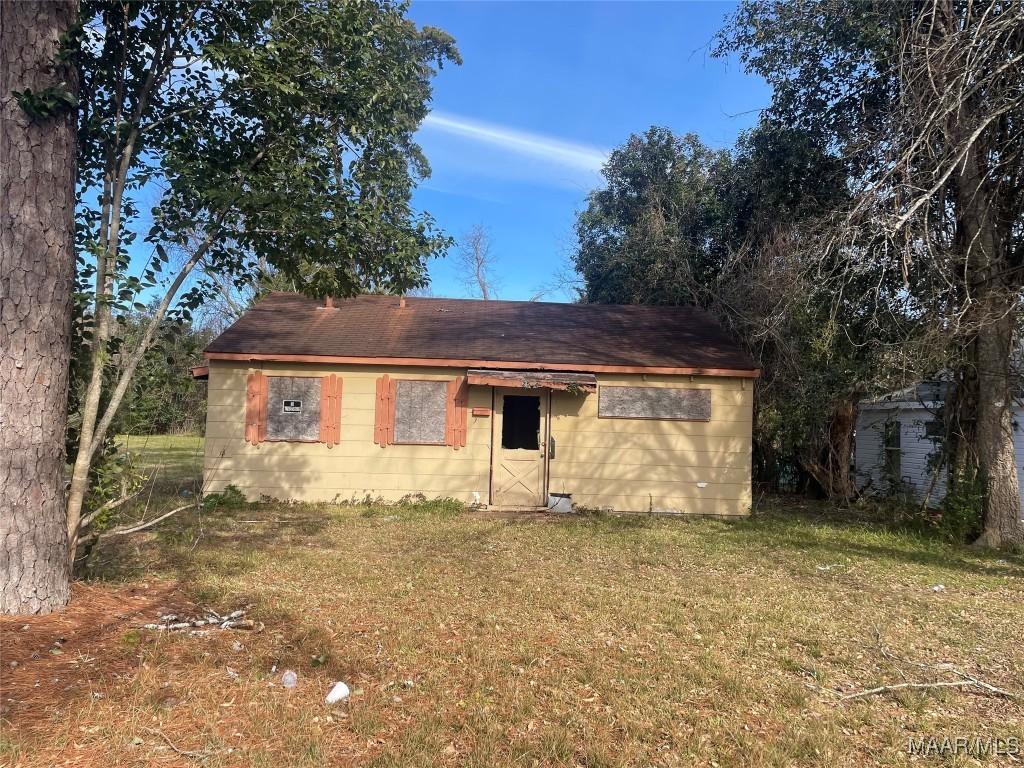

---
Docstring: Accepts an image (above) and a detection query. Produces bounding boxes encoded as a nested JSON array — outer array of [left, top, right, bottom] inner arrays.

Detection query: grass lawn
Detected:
[[2, 437, 1023, 766], [117, 433, 205, 491]]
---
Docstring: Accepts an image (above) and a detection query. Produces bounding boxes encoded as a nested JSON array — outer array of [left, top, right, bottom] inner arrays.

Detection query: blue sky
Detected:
[[408, 1, 771, 301]]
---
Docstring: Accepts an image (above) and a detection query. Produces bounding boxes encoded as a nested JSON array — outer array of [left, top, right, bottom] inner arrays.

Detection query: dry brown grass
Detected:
[[2, 490, 1023, 767]]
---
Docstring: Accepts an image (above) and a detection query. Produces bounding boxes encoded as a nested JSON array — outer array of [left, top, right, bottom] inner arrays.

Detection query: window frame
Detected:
[[882, 419, 902, 482]]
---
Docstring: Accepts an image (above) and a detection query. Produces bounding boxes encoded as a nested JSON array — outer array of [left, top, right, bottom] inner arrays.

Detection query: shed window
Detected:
[[265, 376, 321, 441], [393, 380, 447, 445]]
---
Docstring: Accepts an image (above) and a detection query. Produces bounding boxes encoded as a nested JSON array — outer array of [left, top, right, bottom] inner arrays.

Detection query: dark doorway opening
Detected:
[[502, 395, 540, 449]]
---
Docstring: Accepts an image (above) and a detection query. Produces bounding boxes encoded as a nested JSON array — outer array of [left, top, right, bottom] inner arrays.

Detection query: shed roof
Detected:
[[205, 293, 759, 376]]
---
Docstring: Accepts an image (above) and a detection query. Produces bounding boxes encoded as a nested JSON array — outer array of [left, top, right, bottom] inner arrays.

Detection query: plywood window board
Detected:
[[598, 386, 711, 421], [393, 379, 448, 445], [265, 376, 322, 441]]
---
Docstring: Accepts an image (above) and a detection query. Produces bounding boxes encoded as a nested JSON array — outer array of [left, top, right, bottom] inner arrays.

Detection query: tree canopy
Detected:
[[66, 0, 461, 557], [716, 0, 1024, 545]]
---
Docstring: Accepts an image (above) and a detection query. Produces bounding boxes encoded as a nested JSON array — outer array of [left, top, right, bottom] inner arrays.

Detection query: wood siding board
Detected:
[[335, 376, 343, 445], [373, 375, 387, 446]]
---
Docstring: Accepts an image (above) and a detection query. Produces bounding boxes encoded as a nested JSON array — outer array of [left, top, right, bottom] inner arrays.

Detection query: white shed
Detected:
[[855, 383, 1024, 508]]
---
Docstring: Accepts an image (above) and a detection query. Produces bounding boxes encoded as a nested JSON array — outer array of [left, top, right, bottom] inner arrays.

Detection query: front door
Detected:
[[491, 388, 548, 507]]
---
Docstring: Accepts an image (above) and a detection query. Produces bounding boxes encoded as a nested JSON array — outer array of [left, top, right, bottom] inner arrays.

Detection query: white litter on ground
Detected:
[[326, 681, 350, 704]]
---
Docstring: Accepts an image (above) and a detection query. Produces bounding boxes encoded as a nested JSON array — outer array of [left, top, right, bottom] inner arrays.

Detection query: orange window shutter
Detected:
[[445, 379, 456, 447], [246, 371, 267, 445], [386, 377, 397, 446], [256, 372, 268, 443], [319, 375, 342, 447], [245, 373, 258, 444], [445, 377, 469, 449]]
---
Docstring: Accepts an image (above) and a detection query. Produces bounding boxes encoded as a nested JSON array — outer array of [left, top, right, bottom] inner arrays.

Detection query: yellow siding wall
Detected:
[[204, 361, 492, 504], [548, 374, 753, 516], [204, 363, 753, 515]]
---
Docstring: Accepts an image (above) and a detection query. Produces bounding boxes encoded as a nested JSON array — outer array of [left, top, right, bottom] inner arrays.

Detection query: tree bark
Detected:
[[957, 144, 1023, 548], [0, 0, 78, 613], [826, 395, 858, 500], [972, 302, 1022, 547], [802, 394, 859, 501]]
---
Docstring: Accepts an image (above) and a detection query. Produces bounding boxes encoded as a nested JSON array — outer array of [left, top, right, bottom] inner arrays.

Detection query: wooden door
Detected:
[[491, 388, 548, 507]]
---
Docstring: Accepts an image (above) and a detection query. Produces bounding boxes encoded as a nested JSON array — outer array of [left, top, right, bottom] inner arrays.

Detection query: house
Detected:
[[855, 383, 1024, 508], [196, 293, 759, 514]]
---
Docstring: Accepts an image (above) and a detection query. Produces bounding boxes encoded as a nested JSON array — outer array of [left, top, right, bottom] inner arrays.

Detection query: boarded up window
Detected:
[[393, 380, 447, 444], [598, 386, 711, 421], [265, 377, 321, 441]]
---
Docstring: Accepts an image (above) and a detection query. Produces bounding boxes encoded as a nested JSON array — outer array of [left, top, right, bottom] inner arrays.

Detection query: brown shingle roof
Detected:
[[205, 293, 759, 375]]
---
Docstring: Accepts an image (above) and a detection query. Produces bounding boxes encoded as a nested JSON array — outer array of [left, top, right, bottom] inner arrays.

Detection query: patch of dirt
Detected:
[[0, 581, 192, 730]]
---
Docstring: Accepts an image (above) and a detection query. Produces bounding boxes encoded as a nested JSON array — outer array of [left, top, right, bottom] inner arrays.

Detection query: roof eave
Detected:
[[205, 351, 760, 378]]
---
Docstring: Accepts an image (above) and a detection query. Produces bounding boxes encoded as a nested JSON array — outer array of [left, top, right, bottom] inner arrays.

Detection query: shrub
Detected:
[[203, 484, 247, 511], [935, 475, 984, 543]]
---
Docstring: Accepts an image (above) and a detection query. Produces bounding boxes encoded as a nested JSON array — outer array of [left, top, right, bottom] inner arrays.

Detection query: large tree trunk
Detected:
[[972, 303, 1022, 548], [0, 0, 78, 613], [957, 144, 1023, 549], [826, 395, 858, 500], [1, 0, 78, 614]]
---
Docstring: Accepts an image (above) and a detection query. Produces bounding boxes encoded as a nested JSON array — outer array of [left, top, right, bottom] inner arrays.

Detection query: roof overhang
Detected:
[[203, 352, 760, 378], [859, 400, 942, 411], [466, 369, 597, 392], [190, 365, 209, 380]]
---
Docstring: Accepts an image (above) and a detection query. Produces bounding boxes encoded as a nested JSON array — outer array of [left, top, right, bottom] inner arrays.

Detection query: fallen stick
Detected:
[[104, 503, 199, 537], [842, 679, 1017, 701], [140, 608, 261, 632], [144, 727, 211, 761], [849, 627, 1020, 701]]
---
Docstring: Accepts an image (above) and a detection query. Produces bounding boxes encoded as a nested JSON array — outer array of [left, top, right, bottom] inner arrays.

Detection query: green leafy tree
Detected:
[[66, 0, 460, 558], [717, 0, 1024, 546], [574, 124, 903, 499], [575, 128, 734, 307], [114, 312, 211, 436]]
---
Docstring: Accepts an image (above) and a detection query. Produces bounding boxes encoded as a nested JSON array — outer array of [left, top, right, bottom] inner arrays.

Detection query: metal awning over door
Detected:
[[466, 369, 597, 392]]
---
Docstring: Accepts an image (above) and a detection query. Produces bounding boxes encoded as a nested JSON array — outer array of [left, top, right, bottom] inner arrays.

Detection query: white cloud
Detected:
[[421, 112, 608, 175]]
